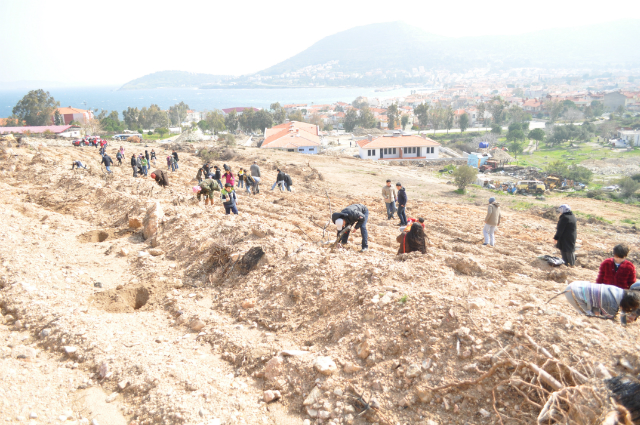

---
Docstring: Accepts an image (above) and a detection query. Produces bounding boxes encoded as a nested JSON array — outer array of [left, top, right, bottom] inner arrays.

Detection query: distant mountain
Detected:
[[259, 20, 640, 75], [119, 71, 232, 90]]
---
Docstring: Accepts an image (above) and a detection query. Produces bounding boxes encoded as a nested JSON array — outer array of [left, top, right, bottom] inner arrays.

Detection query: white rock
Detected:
[[379, 293, 392, 305], [313, 356, 337, 376], [405, 363, 422, 378], [502, 321, 514, 333], [468, 298, 487, 309], [63, 346, 77, 354], [105, 392, 117, 403], [30, 413, 37, 419], [148, 248, 164, 256], [479, 408, 491, 418], [143, 201, 164, 240], [303, 387, 322, 405], [263, 390, 281, 403]]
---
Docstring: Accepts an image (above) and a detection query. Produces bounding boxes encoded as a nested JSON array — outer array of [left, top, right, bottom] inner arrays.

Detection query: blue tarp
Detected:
[[479, 142, 489, 148]]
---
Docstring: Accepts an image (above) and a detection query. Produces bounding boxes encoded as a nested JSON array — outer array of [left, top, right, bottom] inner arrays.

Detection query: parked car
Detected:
[[72, 139, 89, 147], [603, 185, 620, 192]]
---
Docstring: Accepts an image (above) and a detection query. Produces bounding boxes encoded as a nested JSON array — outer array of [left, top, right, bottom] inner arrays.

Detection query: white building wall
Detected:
[[359, 146, 439, 160]]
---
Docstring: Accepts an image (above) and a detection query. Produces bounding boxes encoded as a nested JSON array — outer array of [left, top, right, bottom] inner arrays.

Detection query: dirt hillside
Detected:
[[1, 136, 639, 425]]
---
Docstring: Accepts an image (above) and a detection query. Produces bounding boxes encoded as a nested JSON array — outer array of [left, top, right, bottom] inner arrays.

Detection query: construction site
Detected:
[[1, 134, 639, 425]]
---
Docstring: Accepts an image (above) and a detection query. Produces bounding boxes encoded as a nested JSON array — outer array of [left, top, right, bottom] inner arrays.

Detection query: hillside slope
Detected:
[[119, 70, 231, 90]]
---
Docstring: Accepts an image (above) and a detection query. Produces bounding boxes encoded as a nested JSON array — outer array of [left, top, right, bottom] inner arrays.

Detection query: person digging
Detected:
[[331, 203, 369, 252], [194, 179, 221, 206], [150, 170, 169, 188]]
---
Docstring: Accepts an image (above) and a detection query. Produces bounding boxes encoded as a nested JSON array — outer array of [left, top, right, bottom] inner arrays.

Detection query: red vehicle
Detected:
[[72, 139, 90, 147]]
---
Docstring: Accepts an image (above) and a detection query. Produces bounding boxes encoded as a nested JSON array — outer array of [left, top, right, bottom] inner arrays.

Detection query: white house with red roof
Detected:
[[53, 107, 94, 125], [261, 121, 321, 154], [357, 133, 440, 161]]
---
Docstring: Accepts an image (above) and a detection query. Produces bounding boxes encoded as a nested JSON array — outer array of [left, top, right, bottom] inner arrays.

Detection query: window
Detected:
[[309, 148, 314, 151], [384, 148, 388, 154], [413, 147, 416, 153], [392, 148, 396, 154], [403, 148, 407, 154], [287, 149, 294, 152], [298, 148, 304, 152]]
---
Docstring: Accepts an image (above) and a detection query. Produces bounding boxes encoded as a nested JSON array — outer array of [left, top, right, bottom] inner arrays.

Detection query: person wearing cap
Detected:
[[483, 197, 501, 247], [250, 161, 261, 193], [221, 183, 238, 215], [396, 182, 407, 226], [150, 170, 169, 187], [331, 204, 369, 252], [195, 179, 221, 206], [553, 204, 577, 266], [382, 180, 397, 220]]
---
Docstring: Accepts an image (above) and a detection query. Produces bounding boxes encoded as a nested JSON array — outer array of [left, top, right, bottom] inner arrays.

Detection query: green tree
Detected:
[[239, 107, 256, 132], [546, 160, 569, 176], [430, 105, 444, 134], [288, 110, 304, 122], [12, 89, 60, 126], [459, 113, 469, 133], [488, 96, 506, 125], [253, 109, 273, 133], [567, 165, 593, 184], [599, 120, 617, 140], [53, 110, 64, 125], [269, 102, 287, 125], [508, 140, 525, 159], [204, 110, 226, 134], [545, 100, 564, 122], [507, 104, 525, 124], [122, 107, 140, 130], [477, 103, 486, 125], [323, 122, 334, 132], [528, 128, 545, 148], [352, 97, 368, 109], [2, 115, 24, 126], [139, 104, 168, 129], [387, 103, 399, 129], [591, 100, 604, 117], [100, 110, 124, 133], [444, 106, 454, 134], [343, 109, 358, 132], [491, 124, 502, 134], [401, 115, 409, 130], [169, 101, 189, 126], [358, 104, 377, 128], [225, 110, 239, 132], [618, 177, 640, 198], [507, 129, 525, 143], [156, 127, 169, 138], [414, 103, 429, 128], [452, 165, 477, 191]]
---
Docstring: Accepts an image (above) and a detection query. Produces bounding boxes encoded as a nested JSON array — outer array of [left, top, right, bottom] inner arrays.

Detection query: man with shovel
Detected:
[[331, 204, 369, 252]]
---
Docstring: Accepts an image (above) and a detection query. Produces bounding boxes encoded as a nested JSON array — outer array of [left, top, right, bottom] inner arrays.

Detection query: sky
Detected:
[[1, 0, 639, 86]]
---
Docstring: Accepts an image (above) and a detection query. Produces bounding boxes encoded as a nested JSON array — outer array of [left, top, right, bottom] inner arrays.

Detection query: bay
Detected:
[[0, 86, 413, 118]]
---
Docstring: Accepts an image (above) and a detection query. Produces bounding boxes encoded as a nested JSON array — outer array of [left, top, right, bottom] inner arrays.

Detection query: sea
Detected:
[[0, 86, 415, 118]]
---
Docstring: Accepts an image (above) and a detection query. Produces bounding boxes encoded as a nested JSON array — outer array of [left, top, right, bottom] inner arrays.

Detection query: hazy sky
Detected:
[[1, 0, 638, 86]]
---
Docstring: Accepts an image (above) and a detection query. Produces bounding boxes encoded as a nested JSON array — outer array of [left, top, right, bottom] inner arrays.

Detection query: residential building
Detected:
[[186, 110, 202, 122], [357, 133, 440, 161], [603, 91, 628, 111], [0, 125, 81, 138], [523, 99, 542, 113], [54, 107, 94, 125], [261, 121, 321, 154], [618, 130, 640, 147]]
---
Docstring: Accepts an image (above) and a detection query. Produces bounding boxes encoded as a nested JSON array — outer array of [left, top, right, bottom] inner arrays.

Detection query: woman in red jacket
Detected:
[[596, 244, 637, 290]]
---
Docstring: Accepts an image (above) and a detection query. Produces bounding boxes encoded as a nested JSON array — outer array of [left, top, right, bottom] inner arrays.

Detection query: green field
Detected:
[[512, 142, 640, 169]]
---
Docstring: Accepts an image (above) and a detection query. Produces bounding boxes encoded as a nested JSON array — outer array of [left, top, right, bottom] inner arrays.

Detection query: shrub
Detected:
[[631, 174, 640, 182], [586, 189, 605, 199], [619, 177, 640, 198], [567, 165, 593, 184], [452, 165, 477, 191]]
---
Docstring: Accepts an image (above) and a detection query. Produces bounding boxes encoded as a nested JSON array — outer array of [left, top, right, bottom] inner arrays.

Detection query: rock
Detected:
[[619, 358, 634, 371], [30, 413, 37, 419], [479, 408, 491, 418], [189, 319, 206, 332], [148, 248, 164, 256], [142, 202, 164, 240], [94, 282, 103, 288], [241, 299, 255, 309], [238, 247, 268, 275], [405, 363, 422, 378], [63, 346, 77, 354], [379, 293, 392, 304], [521, 303, 536, 311], [313, 356, 337, 376], [416, 387, 433, 403], [41, 329, 50, 338], [118, 380, 129, 390], [105, 392, 117, 403], [460, 350, 471, 359], [263, 390, 281, 403], [303, 387, 322, 405], [355, 341, 371, 359], [343, 362, 362, 373], [306, 407, 318, 418], [303, 420, 311, 425], [280, 350, 310, 357], [11, 345, 37, 359], [138, 251, 149, 258], [502, 321, 514, 333], [446, 255, 483, 276], [128, 218, 142, 229], [99, 362, 109, 379], [468, 298, 487, 309], [317, 410, 330, 419], [251, 228, 268, 238], [175, 314, 187, 325], [117, 248, 129, 257], [548, 269, 567, 283], [595, 363, 612, 379], [264, 356, 284, 381], [91, 419, 99, 425]]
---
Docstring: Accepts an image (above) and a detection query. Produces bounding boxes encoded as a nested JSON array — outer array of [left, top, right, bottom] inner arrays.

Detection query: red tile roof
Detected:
[[0, 125, 79, 134]]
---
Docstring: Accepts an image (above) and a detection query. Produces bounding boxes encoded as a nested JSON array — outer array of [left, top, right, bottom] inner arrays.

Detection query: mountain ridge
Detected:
[[119, 70, 232, 90]]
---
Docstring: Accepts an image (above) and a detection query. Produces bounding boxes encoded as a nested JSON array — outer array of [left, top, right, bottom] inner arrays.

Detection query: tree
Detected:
[[508, 140, 525, 159], [414, 103, 429, 128], [545, 100, 564, 122], [528, 128, 545, 148], [343, 109, 358, 132], [169, 102, 189, 126], [12, 89, 60, 126], [546, 160, 569, 177], [309, 113, 324, 128], [352, 97, 368, 109], [53, 110, 64, 125], [444, 106, 454, 134], [591, 100, 604, 117], [491, 124, 502, 134], [204, 110, 226, 134], [430, 105, 444, 134], [452, 165, 477, 191], [401, 115, 409, 130], [239, 107, 256, 132], [2, 115, 24, 126], [139, 104, 168, 129], [488, 97, 506, 125], [387, 103, 399, 130], [599, 120, 617, 140], [225, 110, 239, 132], [507, 129, 525, 143], [81, 118, 103, 136], [269, 102, 286, 125], [477, 103, 486, 125], [358, 104, 377, 128], [459, 113, 470, 133], [567, 165, 593, 184], [507, 104, 525, 124], [156, 127, 169, 138], [618, 177, 640, 198], [323, 122, 334, 132], [122, 107, 140, 130], [253, 109, 273, 133], [288, 110, 304, 122], [563, 109, 583, 123]]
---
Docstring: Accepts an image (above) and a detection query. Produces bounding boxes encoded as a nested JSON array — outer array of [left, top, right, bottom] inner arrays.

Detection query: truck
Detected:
[[479, 160, 498, 173], [516, 180, 546, 194]]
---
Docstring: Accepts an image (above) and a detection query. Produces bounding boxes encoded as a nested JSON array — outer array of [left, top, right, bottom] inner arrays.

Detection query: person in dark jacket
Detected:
[[150, 149, 157, 166], [272, 169, 287, 191], [145, 150, 150, 164], [221, 183, 238, 215], [553, 204, 577, 266], [172, 150, 179, 169], [150, 170, 169, 187], [101, 154, 114, 173], [331, 204, 369, 252], [213, 166, 223, 188], [397, 222, 426, 254], [396, 182, 407, 226], [250, 161, 261, 193], [131, 154, 138, 177], [596, 244, 637, 289], [115, 151, 123, 166]]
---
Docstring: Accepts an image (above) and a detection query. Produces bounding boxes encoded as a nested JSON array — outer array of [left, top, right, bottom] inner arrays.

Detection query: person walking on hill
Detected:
[[119, 146, 125, 158], [397, 221, 427, 254], [223, 169, 235, 187], [213, 166, 223, 188], [150, 170, 169, 187], [382, 180, 397, 220], [166, 155, 172, 171], [101, 154, 114, 174], [195, 179, 221, 206], [553, 204, 577, 266], [131, 154, 138, 177], [284, 172, 293, 192], [172, 150, 179, 170], [141, 156, 149, 177], [145, 150, 150, 165], [150, 149, 157, 166], [483, 197, 501, 247], [596, 244, 637, 290], [331, 203, 369, 252], [272, 169, 287, 191], [237, 168, 245, 188], [250, 161, 261, 193], [396, 182, 407, 226], [245, 174, 256, 195], [221, 183, 238, 215], [115, 150, 123, 166]]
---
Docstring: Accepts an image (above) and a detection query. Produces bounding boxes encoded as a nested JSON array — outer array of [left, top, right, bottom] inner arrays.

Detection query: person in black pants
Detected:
[[553, 204, 577, 266], [331, 204, 369, 252], [131, 154, 138, 177], [396, 182, 407, 226]]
